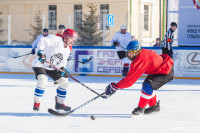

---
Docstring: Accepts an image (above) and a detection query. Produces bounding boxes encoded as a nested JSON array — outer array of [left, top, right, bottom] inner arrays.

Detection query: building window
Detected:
[[100, 4, 109, 30], [48, 5, 57, 30], [74, 5, 82, 28], [144, 5, 149, 31]]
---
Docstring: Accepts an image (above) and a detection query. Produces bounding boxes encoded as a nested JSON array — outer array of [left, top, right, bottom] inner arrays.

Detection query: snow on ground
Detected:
[[0, 73, 200, 133]]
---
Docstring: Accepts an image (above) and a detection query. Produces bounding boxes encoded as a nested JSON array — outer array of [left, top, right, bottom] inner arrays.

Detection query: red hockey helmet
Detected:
[[63, 29, 78, 41]]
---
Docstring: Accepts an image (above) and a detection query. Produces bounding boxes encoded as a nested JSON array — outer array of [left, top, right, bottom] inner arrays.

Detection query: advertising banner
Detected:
[[0, 47, 200, 78], [69, 49, 124, 75], [0, 48, 34, 72], [173, 49, 200, 77], [178, 0, 200, 46]]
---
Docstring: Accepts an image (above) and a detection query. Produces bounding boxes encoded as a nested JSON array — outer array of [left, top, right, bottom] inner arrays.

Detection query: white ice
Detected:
[[0, 74, 200, 133]]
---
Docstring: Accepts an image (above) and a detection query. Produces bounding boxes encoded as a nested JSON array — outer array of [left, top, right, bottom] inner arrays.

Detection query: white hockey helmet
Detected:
[[120, 25, 127, 30]]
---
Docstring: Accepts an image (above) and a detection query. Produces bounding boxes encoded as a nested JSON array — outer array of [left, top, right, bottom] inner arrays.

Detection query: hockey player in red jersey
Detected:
[[103, 41, 174, 115]]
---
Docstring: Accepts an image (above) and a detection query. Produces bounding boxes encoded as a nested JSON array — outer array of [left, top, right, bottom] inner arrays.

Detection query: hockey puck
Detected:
[[90, 115, 96, 120]]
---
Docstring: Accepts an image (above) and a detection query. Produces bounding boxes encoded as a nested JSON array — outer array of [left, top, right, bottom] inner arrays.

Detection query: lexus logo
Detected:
[[187, 52, 200, 65]]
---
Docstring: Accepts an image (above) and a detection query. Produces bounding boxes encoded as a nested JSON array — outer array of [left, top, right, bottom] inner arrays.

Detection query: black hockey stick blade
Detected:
[[48, 109, 71, 117], [82, 57, 92, 64], [73, 57, 92, 64], [48, 92, 106, 117]]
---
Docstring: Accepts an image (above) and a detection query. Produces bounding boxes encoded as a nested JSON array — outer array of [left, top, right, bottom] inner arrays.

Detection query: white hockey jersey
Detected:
[[111, 32, 132, 51], [32, 34, 53, 49], [32, 35, 71, 70]]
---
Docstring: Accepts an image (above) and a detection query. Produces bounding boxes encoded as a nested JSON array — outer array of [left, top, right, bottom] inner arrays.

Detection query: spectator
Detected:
[[56, 24, 66, 37], [111, 25, 132, 77], [153, 38, 161, 47], [31, 28, 50, 54]]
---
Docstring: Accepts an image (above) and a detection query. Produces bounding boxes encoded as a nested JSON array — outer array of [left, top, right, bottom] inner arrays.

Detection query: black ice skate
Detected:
[[55, 97, 71, 112], [33, 102, 40, 114], [132, 106, 145, 115], [144, 100, 160, 114]]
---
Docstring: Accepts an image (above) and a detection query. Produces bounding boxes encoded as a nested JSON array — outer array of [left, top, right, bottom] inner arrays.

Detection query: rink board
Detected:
[[0, 46, 200, 78]]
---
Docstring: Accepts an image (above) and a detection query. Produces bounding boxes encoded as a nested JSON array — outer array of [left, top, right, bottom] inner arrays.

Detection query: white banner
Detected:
[[173, 49, 200, 77], [0, 47, 200, 78], [0, 48, 34, 72], [178, 0, 200, 46]]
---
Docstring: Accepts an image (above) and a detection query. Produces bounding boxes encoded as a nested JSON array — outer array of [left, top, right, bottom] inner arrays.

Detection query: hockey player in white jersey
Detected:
[[111, 25, 132, 76], [32, 29, 77, 113]]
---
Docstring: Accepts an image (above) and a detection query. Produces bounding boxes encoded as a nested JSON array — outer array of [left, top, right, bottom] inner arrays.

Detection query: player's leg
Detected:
[[162, 47, 173, 58], [168, 49, 173, 58], [46, 70, 71, 112], [55, 77, 71, 111], [143, 69, 174, 114], [32, 67, 48, 111], [162, 47, 168, 54], [117, 51, 130, 76], [122, 57, 130, 77], [132, 82, 155, 115]]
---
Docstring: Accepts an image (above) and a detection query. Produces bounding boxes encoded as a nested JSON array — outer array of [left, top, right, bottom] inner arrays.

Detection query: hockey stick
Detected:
[[13, 53, 32, 58], [48, 92, 106, 117], [71, 57, 92, 64], [119, 45, 126, 50], [45, 60, 105, 98], [69, 75, 107, 98]]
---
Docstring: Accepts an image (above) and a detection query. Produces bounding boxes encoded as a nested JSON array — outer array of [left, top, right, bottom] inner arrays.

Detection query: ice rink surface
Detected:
[[0, 73, 200, 133]]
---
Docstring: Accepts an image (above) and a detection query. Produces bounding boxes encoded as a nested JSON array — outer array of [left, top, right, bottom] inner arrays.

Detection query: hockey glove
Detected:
[[67, 53, 72, 61], [103, 82, 118, 99], [58, 67, 69, 78], [31, 48, 35, 55], [37, 50, 46, 64], [113, 41, 119, 46]]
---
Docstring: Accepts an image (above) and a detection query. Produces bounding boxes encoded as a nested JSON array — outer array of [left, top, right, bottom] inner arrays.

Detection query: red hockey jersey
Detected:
[[56, 33, 63, 37], [116, 49, 174, 89], [56, 34, 72, 51]]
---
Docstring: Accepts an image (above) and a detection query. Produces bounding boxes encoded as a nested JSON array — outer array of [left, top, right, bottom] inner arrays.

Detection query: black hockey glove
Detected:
[[58, 67, 69, 78], [103, 82, 119, 99], [37, 50, 46, 64], [113, 41, 119, 46], [31, 48, 35, 55], [67, 53, 72, 61]]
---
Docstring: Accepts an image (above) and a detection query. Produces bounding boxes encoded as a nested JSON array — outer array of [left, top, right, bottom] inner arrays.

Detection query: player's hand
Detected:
[[67, 53, 72, 61], [58, 67, 69, 77], [113, 41, 119, 46], [31, 48, 35, 55], [37, 50, 46, 64], [103, 82, 118, 99]]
